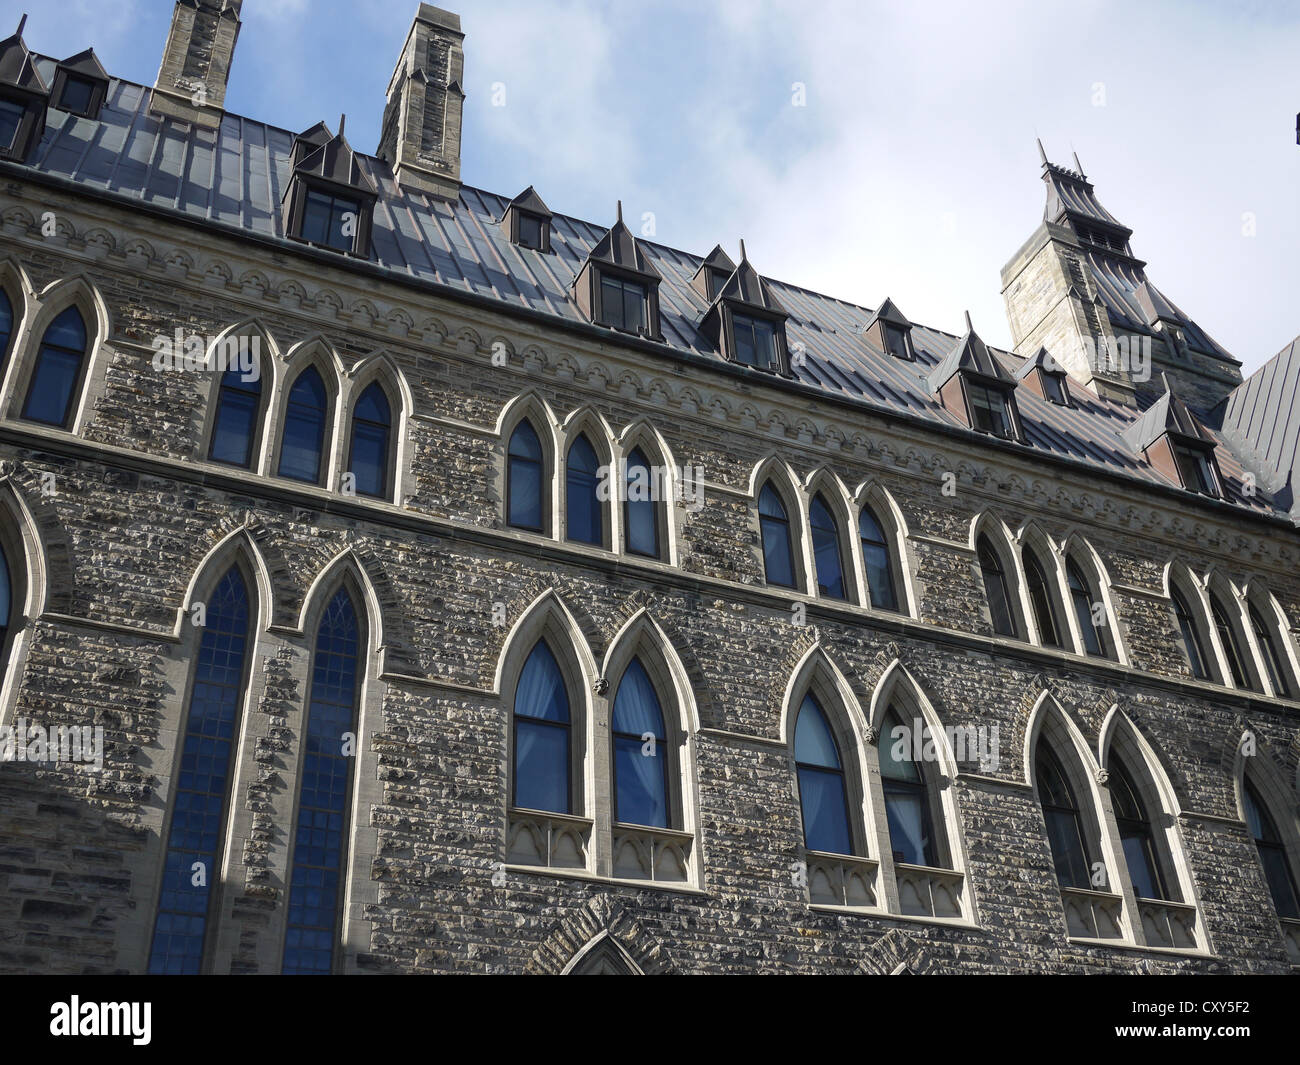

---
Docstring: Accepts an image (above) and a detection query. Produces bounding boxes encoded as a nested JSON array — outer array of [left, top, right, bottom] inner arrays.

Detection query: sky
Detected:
[[5, 0, 1298, 375]]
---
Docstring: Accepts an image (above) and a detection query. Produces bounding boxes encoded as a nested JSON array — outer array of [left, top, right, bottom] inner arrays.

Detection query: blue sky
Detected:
[[5, 0, 1299, 375]]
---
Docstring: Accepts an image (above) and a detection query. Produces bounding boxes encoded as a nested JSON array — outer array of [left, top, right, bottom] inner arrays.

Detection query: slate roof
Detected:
[[6, 67, 1283, 517], [1121, 375, 1219, 452], [927, 314, 1015, 390], [1220, 336, 1300, 514]]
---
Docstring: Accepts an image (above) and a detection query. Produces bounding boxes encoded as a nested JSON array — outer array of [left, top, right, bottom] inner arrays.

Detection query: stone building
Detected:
[[0, 2, 1297, 975]]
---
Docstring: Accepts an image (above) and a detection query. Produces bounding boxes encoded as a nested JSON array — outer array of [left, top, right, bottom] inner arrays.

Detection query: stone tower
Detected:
[[376, 4, 466, 201], [1001, 142, 1243, 413], [149, 0, 242, 129]]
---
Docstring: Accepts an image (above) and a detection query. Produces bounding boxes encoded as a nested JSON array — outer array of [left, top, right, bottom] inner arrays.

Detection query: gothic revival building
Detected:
[[0, 2, 1297, 975]]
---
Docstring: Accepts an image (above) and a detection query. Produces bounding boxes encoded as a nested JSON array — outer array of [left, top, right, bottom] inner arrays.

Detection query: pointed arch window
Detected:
[[348, 383, 392, 499], [1210, 590, 1253, 690], [1249, 603, 1294, 698], [148, 566, 251, 974], [1109, 754, 1173, 902], [1024, 546, 1062, 648], [1243, 778, 1300, 919], [611, 658, 669, 829], [1036, 743, 1093, 890], [22, 306, 87, 428], [1171, 586, 1209, 680], [512, 641, 571, 814], [507, 420, 545, 532], [623, 447, 661, 559], [977, 534, 1018, 638], [278, 367, 329, 484], [859, 504, 898, 611], [208, 366, 262, 468], [283, 587, 361, 975], [880, 707, 943, 868], [565, 434, 603, 546], [809, 494, 846, 600], [0, 288, 13, 367], [793, 693, 853, 856], [758, 483, 796, 589], [1067, 557, 1112, 658]]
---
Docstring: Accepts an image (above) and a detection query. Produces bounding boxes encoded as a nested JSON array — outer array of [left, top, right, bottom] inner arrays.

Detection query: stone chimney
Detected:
[[378, 4, 465, 201], [150, 0, 242, 129]]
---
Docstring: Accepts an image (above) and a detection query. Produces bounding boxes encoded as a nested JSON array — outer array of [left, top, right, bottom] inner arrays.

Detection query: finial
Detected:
[[964, 310, 973, 332], [1072, 150, 1085, 177], [739, 237, 748, 261], [616, 200, 623, 224], [1036, 137, 1048, 165], [338, 113, 346, 137], [1161, 371, 1173, 393]]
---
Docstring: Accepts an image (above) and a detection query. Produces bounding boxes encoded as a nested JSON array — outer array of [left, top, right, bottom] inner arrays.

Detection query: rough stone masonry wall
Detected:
[[0, 185, 1297, 974]]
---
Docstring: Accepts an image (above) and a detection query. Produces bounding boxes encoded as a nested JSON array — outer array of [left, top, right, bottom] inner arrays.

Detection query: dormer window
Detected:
[[49, 48, 110, 121], [283, 119, 377, 259], [55, 74, 95, 115], [0, 98, 22, 149], [1041, 373, 1068, 405], [301, 188, 362, 253], [967, 380, 1017, 439], [1172, 440, 1218, 497], [598, 273, 647, 333], [502, 186, 554, 253], [733, 313, 778, 370], [861, 298, 915, 361], [883, 323, 911, 360], [707, 268, 730, 300]]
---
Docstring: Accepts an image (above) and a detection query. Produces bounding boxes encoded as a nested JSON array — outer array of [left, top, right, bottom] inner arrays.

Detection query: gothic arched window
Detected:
[[809, 493, 846, 600], [565, 434, 603, 545], [148, 566, 251, 974], [348, 383, 392, 499], [22, 306, 88, 428], [278, 366, 329, 484], [977, 534, 1018, 638], [758, 483, 796, 589], [611, 658, 669, 829], [1067, 557, 1111, 658], [793, 693, 853, 855], [859, 504, 899, 611], [623, 447, 661, 559], [880, 706, 943, 868], [507, 420, 545, 532], [1210, 590, 1253, 690], [1250, 603, 1294, 699], [1171, 586, 1209, 680], [1036, 743, 1093, 890], [512, 640, 571, 814], [1109, 754, 1173, 902], [1243, 778, 1300, 919], [208, 366, 262, 467], [283, 587, 361, 975], [1024, 546, 1062, 648]]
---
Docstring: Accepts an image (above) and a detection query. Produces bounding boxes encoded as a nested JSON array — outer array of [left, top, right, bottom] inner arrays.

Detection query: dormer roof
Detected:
[[1014, 346, 1065, 381], [505, 185, 552, 219], [1121, 375, 1217, 452], [292, 122, 377, 199], [57, 47, 108, 82], [863, 296, 911, 332], [583, 202, 660, 279], [927, 313, 1014, 391], [0, 28, 49, 96], [714, 242, 786, 316]]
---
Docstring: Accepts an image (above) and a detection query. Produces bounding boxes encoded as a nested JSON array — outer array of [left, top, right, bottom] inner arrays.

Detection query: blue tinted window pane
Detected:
[[759, 484, 795, 588], [283, 588, 359, 975], [515, 642, 569, 723], [349, 384, 391, 498], [798, 768, 852, 854], [625, 449, 659, 557], [149, 568, 249, 974], [810, 495, 845, 599], [301, 188, 361, 253], [612, 660, 664, 737], [566, 435, 603, 545], [884, 785, 932, 866], [614, 735, 668, 828], [278, 368, 327, 483], [354, 383, 390, 425], [23, 308, 88, 427], [508, 423, 544, 530], [0, 289, 12, 360], [861, 508, 898, 611], [794, 695, 840, 769], [514, 721, 570, 813], [58, 75, 95, 114], [0, 99, 23, 149]]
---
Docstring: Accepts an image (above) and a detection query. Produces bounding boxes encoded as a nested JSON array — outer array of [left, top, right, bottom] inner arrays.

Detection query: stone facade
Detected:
[[0, 5, 1297, 976]]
